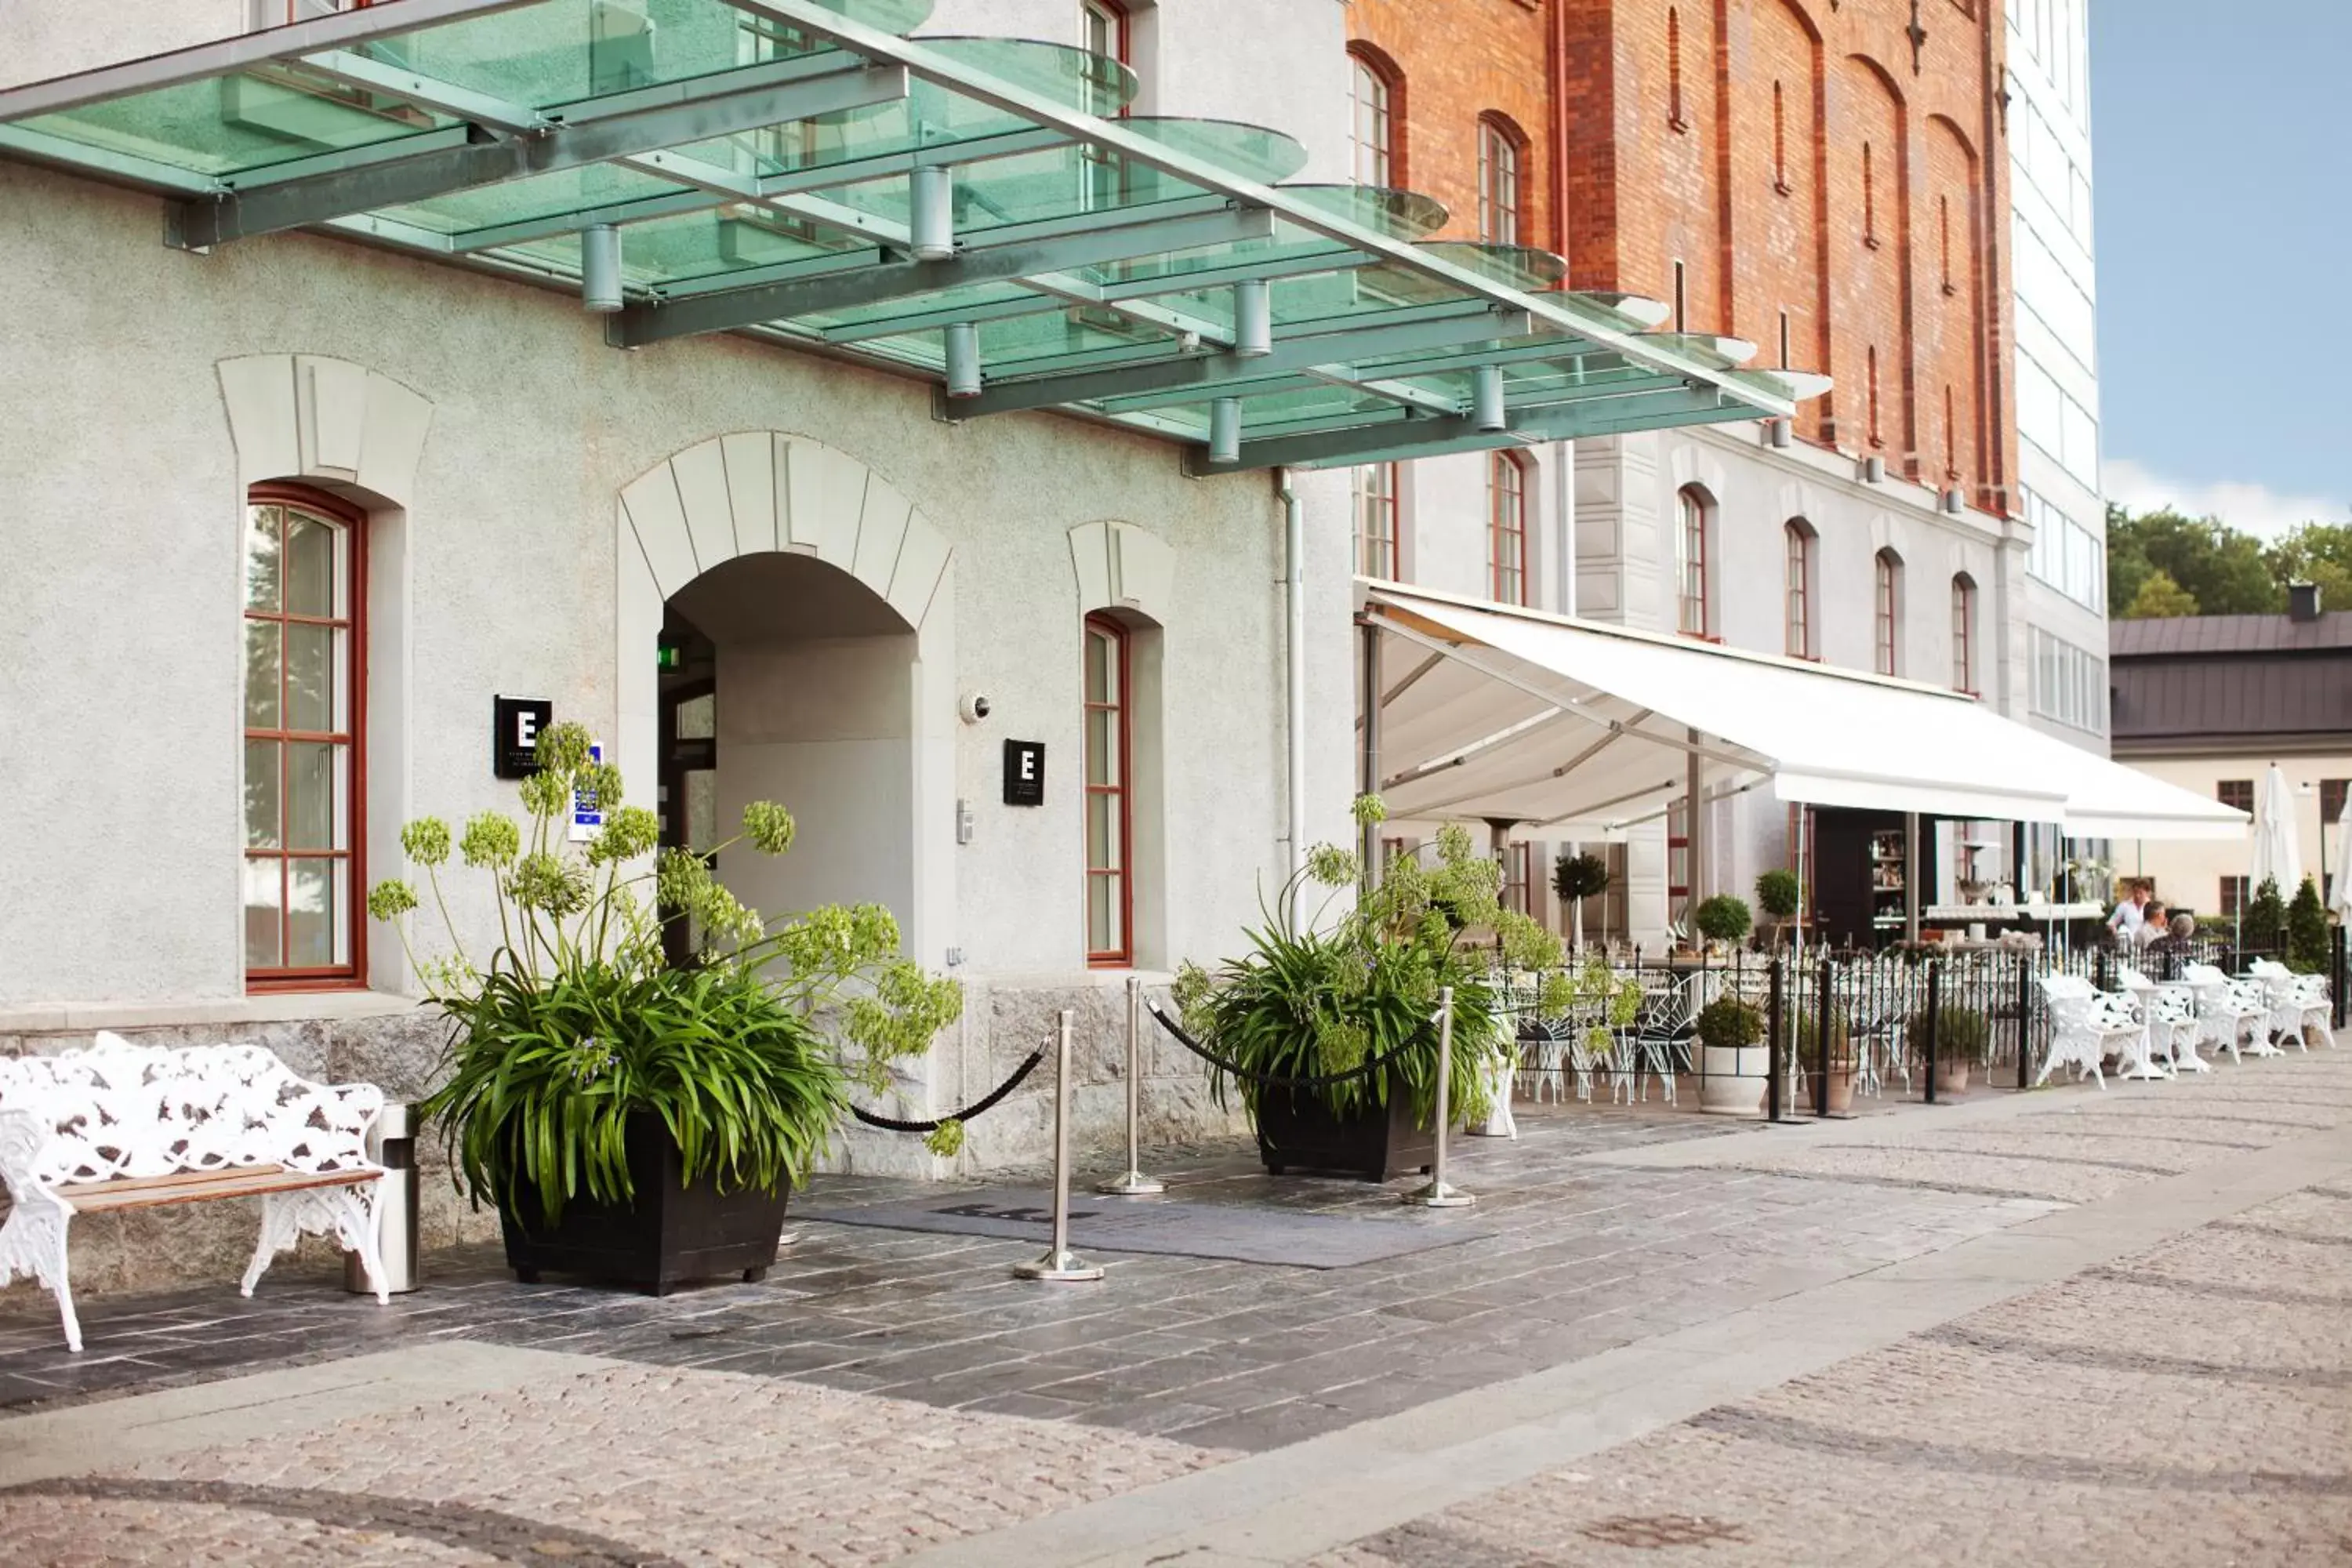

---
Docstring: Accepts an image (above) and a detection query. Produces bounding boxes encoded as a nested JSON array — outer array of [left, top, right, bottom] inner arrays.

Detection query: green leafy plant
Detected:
[[1173, 808, 1556, 1131], [1695, 995, 1764, 1052], [1552, 851, 1611, 947], [370, 721, 962, 1225], [2287, 874, 2330, 975], [1904, 1005, 1991, 1064], [1693, 894, 1754, 947], [2240, 875, 2288, 959], [1755, 867, 1800, 923]]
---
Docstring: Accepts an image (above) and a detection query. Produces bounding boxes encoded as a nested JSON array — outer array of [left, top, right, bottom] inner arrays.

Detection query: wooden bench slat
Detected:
[[59, 1163, 289, 1198], [64, 1167, 376, 1214]]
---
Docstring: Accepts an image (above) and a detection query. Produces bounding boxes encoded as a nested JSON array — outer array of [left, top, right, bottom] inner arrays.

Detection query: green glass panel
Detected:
[[1415, 240, 1567, 289], [383, 159, 690, 237], [919, 37, 1134, 116], [1120, 116, 1309, 183], [499, 201, 861, 287], [16, 71, 457, 180], [1280, 185, 1449, 241]]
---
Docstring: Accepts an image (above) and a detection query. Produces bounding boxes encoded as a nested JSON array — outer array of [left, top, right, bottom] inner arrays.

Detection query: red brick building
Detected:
[[1346, 0, 2016, 516]]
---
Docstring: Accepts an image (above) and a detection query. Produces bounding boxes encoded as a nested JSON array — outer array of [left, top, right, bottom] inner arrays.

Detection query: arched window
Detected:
[[1951, 573, 1977, 693], [1489, 451, 1528, 605], [1354, 462, 1400, 579], [1784, 519, 1815, 659], [1875, 548, 1903, 677], [244, 485, 367, 987], [1477, 116, 1524, 245], [1675, 486, 1711, 638], [1083, 613, 1132, 965], [1080, 0, 1130, 106], [1348, 48, 1399, 187]]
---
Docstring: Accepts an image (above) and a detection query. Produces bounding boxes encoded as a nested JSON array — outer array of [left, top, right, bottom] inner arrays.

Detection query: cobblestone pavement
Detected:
[[0, 1051, 2345, 1566]]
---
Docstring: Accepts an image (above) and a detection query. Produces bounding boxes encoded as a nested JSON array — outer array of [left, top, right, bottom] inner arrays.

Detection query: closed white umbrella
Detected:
[[2251, 764, 2303, 899], [2332, 797, 2352, 918]]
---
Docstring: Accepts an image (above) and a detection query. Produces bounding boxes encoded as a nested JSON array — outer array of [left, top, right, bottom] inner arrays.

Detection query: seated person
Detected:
[[2135, 902, 2169, 947]]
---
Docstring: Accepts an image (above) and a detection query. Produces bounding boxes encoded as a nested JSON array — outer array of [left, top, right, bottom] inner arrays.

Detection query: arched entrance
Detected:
[[618, 434, 955, 965]]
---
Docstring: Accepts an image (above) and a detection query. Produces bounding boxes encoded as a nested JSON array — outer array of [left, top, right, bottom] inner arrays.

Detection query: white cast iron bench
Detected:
[[2247, 958, 2334, 1051], [0, 1033, 391, 1352]]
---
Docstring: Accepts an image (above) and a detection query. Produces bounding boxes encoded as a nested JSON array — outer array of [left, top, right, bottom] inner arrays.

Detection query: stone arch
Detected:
[[216, 354, 434, 506], [1066, 519, 1174, 622], [615, 434, 957, 970]]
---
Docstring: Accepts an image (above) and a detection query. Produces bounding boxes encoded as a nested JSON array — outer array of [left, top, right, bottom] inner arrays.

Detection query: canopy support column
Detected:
[[1905, 812, 1922, 946], [1282, 471, 1308, 913], [1685, 728, 1706, 920], [1359, 617, 1384, 895]]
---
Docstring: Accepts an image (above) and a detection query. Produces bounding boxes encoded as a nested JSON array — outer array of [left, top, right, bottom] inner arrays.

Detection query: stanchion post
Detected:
[[2334, 925, 2347, 1031], [1814, 956, 1835, 1119], [1014, 1010, 1104, 1282], [1098, 976, 1165, 1196], [1403, 987, 1474, 1208], [1923, 957, 1942, 1105], [2016, 954, 2034, 1091], [1766, 954, 1785, 1123]]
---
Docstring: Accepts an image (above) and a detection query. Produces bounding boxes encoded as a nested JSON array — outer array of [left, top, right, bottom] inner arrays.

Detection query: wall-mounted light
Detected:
[[1472, 365, 1507, 433], [910, 165, 955, 262], [582, 224, 622, 313], [944, 322, 982, 399], [1233, 278, 1271, 358], [1209, 397, 1242, 464]]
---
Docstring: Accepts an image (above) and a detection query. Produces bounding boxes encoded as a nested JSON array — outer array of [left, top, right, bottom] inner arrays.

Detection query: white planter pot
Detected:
[[1698, 1044, 1766, 1116]]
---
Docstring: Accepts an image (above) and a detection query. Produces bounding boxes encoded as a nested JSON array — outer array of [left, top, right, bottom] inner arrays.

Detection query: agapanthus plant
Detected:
[[370, 722, 963, 1224]]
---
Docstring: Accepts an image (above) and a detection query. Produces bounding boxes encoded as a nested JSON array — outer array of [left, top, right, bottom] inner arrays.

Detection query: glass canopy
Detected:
[[0, 0, 1825, 470]]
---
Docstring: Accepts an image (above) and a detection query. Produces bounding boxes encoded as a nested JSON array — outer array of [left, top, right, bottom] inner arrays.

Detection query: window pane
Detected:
[[285, 513, 337, 618], [245, 621, 282, 728], [288, 740, 340, 851], [245, 739, 281, 849], [286, 858, 340, 968], [1087, 790, 1120, 869], [1088, 873, 1120, 954], [244, 505, 282, 610], [1086, 708, 1117, 786], [285, 622, 337, 732], [1085, 629, 1112, 704], [244, 858, 283, 970]]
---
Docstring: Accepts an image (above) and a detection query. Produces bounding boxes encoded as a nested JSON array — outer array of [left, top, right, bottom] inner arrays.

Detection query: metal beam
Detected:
[[294, 49, 545, 132], [951, 306, 1529, 417], [1185, 383, 1742, 474], [168, 57, 908, 248], [716, 0, 1795, 421], [0, 0, 543, 122], [615, 202, 1272, 347]]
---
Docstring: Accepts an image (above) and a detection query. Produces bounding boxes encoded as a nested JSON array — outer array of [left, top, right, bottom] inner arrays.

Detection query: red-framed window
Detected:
[[1083, 613, 1133, 966], [1501, 841, 1534, 918], [1784, 520, 1813, 659], [1951, 573, 1977, 693], [1488, 451, 1528, 606], [2216, 779, 2254, 814], [1355, 463, 1400, 579], [2220, 876, 2250, 919], [1675, 486, 1711, 637], [2323, 779, 2349, 820], [1875, 548, 1902, 677], [1080, 0, 1130, 111], [1348, 46, 1401, 187], [1477, 116, 1524, 245], [244, 485, 367, 989]]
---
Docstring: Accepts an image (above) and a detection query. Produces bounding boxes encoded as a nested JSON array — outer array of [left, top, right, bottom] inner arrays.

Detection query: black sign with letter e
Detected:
[[1003, 739, 1046, 807], [493, 697, 554, 779]]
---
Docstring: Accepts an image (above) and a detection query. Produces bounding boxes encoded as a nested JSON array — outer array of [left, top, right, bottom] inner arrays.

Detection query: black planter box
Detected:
[[1253, 1074, 1435, 1181], [499, 1113, 791, 1295]]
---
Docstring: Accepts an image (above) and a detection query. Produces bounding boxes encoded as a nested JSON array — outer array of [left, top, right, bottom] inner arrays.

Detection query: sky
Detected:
[[2090, 2, 2351, 539]]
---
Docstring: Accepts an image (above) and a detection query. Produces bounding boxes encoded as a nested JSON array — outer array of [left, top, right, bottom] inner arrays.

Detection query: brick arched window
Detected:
[[244, 485, 367, 988], [1348, 46, 1402, 187], [1477, 114, 1526, 245], [1875, 548, 1903, 677], [1083, 612, 1133, 965]]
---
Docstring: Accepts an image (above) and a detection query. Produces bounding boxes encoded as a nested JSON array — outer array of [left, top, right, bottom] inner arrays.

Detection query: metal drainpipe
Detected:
[[1279, 468, 1308, 908]]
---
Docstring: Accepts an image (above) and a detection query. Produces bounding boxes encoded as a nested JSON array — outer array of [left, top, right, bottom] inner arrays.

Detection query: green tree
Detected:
[[2107, 506, 2279, 618], [2267, 521, 2352, 613], [2124, 569, 2200, 619], [2240, 876, 2288, 958], [2287, 875, 2330, 975]]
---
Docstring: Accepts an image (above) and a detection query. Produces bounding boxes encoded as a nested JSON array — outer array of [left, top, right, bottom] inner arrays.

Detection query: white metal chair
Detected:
[[1620, 972, 1709, 1106], [2183, 963, 2274, 1062], [2116, 967, 2200, 1074], [2248, 959, 2334, 1051], [2034, 975, 2139, 1089]]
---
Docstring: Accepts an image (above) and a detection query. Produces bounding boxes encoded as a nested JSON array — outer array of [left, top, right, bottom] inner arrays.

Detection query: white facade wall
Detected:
[[2119, 754, 2350, 920], [0, 1, 1365, 1183]]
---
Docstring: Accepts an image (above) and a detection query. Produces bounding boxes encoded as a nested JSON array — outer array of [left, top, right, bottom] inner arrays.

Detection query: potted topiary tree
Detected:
[[369, 722, 960, 1294], [1693, 894, 1754, 954], [2288, 875, 2329, 974], [2241, 876, 2288, 961], [1906, 1005, 1990, 1096], [1755, 869, 1800, 949], [1552, 850, 1611, 949], [1173, 801, 1555, 1181], [1695, 993, 1766, 1115]]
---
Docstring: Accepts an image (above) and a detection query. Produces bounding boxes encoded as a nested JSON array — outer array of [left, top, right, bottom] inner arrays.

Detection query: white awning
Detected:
[[1359, 585, 2246, 842]]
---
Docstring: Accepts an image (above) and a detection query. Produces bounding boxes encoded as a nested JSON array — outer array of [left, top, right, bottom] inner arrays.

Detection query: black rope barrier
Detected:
[[1145, 1000, 1426, 1090], [850, 1048, 1047, 1134]]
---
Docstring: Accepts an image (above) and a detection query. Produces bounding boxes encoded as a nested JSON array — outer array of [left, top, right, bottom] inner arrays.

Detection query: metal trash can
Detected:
[[347, 1102, 420, 1295]]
